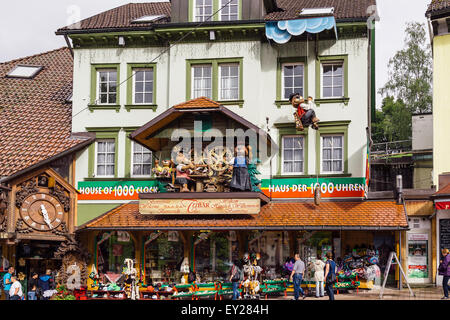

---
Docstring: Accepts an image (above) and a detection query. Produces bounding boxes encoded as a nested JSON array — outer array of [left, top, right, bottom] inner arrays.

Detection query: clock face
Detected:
[[20, 193, 64, 231]]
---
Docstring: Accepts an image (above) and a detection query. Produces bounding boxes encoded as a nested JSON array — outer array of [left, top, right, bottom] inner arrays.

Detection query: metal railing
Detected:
[[371, 140, 412, 156]]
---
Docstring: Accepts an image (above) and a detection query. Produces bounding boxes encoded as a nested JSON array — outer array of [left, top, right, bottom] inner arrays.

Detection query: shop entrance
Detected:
[[15, 241, 62, 295]]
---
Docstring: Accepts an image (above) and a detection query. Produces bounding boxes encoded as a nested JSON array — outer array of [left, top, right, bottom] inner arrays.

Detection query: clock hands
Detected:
[[40, 204, 53, 229]]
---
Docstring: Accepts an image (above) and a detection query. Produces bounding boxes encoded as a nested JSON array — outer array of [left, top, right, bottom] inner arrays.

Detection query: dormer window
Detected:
[[220, 0, 239, 21], [195, 0, 213, 22], [6, 65, 43, 79]]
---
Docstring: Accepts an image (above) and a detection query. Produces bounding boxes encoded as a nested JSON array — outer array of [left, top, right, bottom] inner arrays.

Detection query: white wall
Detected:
[[412, 114, 433, 151], [72, 36, 369, 184]]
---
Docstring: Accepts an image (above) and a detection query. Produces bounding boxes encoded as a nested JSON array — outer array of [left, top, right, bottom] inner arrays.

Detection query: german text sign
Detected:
[[139, 198, 261, 215]]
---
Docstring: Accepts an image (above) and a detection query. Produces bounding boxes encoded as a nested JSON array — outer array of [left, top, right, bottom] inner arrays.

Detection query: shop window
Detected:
[[97, 231, 135, 279], [193, 232, 239, 281], [192, 64, 213, 99], [132, 142, 152, 177], [220, 0, 239, 21], [248, 231, 290, 279], [144, 232, 184, 284]]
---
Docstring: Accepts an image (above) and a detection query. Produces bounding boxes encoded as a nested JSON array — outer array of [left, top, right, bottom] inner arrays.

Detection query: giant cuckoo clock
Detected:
[[8, 168, 76, 241]]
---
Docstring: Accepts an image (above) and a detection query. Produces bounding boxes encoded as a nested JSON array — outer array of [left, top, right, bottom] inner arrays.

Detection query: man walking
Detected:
[[289, 254, 306, 300]]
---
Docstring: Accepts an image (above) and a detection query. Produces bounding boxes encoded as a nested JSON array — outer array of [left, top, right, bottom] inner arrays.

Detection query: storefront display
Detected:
[[144, 231, 184, 284], [97, 231, 135, 281], [407, 234, 429, 279], [193, 231, 239, 281]]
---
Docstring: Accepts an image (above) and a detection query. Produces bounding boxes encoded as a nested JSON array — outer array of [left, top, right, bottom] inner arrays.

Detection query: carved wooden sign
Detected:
[[140, 198, 261, 215]]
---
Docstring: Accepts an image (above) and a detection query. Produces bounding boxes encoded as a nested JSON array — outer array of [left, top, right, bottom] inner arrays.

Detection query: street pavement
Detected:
[[272, 286, 448, 300]]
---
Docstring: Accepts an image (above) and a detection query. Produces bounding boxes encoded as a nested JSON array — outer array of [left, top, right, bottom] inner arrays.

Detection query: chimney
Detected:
[[396, 175, 403, 205]]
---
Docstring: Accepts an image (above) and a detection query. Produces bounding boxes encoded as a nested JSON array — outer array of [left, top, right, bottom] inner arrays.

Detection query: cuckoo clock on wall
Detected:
[[19, 193, 65, 232]]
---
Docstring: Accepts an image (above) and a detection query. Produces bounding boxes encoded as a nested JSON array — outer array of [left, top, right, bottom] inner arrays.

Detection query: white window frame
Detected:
[[320, 134, 344, 174], [131, 141, 153, 178], [219, 0, 239, 21], [281, 135, 305, 175], [132, 68, 154, 105], [282, 62, 305, 100], [218, 63, 240, 101], [191, 64, 213, 99], [97, 69, 118, 105], [95, 139, 116, 178], [194, 0, 213, 22], [321, 61, 344, 98]]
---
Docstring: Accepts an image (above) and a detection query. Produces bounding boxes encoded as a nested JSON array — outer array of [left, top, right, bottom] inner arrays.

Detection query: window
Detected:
[[219, 64, 239, 100], [187, 59, 243, 102], [282, 136, 305, 174], [132, 142, 152, 177], [321, 135, 344, 174], [7, 65, 42, 79], [282, 63, 304, 99], [96, 139, 116, 177], [133, 68, 154, 104], [194, 0, 213, 22], [97, 70, 118, 104], [192, 65, 213, 99], [220, 0, 239, 21], [321, 62, 344, 98]]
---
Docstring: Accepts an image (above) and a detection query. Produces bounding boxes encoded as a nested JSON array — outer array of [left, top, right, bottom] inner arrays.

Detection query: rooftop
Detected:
[[57, 0, 377, 34], [0, 47, 92, 179], [79, 200, 408, 231]]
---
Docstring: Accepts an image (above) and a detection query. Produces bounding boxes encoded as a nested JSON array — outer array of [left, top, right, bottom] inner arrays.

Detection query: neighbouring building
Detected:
[[0, 48, 94, 297], [427, 0, 450, 286], [51, 0, 415, 292]]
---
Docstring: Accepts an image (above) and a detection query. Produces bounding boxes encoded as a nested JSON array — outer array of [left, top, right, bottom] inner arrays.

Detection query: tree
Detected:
[[379, 22, 432, 114], [373, 97, 411, 143]]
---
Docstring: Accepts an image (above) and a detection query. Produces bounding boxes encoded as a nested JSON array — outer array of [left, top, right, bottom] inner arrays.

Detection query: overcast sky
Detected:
[[0, 0, 429, 107]]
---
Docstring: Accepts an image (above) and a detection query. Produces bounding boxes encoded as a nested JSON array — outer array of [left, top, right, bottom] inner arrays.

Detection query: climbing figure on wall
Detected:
[[290, 93, 320, 131]]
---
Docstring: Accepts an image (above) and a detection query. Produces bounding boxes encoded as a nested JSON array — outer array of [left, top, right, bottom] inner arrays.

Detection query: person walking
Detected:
[[289, 254, 306, 300], [438, 248, 450, 300], [229, 260, 242, 300], [9, 276, 23, 300], [38, 269, 55, 300], [313, 255, 325, 298], [324, 252, 337, 300], [27, 273, 39, 301], [3, 266, 14, 300]]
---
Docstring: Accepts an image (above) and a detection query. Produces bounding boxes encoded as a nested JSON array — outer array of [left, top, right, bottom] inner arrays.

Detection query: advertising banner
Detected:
[[78, 181, 159, 201], [261, 177, 366, 199], [407, 233, 429, 279]]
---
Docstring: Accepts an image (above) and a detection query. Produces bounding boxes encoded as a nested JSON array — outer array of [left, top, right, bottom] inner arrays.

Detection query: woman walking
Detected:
[[229, 260, 242, 300], [323, 252, 336, 300], [439, 248, 450, 300], [313, 255, 325, 298]]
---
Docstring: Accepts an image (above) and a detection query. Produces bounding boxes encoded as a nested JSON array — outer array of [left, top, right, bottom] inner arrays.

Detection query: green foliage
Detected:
[[51, 284, 76, 301], [379, 22, 432, 114], [372, 97, 412, 143]]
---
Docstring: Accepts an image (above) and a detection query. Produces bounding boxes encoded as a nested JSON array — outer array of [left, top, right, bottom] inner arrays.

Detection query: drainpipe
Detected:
[[166, 43, 171, 110]]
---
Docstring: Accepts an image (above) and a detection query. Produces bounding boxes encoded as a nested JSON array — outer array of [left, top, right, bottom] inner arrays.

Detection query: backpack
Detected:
[[231, 266, 241, 282]]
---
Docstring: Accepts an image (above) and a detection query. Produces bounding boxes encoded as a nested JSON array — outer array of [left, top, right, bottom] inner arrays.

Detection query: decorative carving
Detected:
[[0, 188, 9, 232], [15, 180, 38, 208], [16, 218, 33, 234], [49, 183, 70, 212], [52, 222, 68, 236], [55, 234, 91, 287]]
